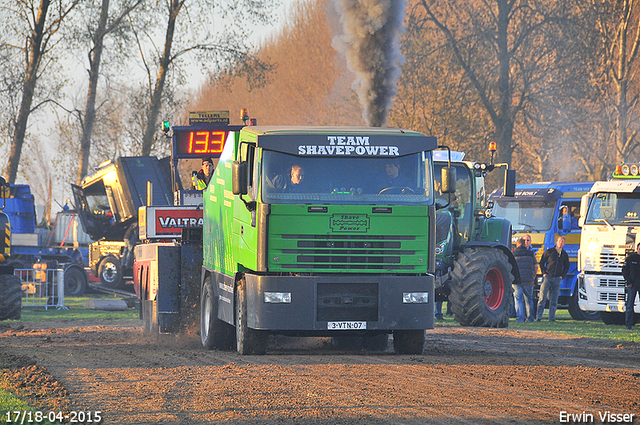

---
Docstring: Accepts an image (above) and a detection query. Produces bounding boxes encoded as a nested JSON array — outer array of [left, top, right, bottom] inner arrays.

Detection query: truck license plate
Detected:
[[327, 321, 367, 330]]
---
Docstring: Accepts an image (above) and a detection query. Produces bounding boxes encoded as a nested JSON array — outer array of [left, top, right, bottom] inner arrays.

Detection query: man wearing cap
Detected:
[[193, 157, 214, 190]]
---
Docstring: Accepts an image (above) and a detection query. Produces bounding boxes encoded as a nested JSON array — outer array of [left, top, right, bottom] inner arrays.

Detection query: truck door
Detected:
[[233, 142, 258, 268], [71, 184, 113, 241]]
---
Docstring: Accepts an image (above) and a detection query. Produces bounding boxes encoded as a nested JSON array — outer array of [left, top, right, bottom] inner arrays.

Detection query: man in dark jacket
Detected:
[[512, 238, 538, 323], [622, 242, 640, 330], [536, 236, 569, 322]]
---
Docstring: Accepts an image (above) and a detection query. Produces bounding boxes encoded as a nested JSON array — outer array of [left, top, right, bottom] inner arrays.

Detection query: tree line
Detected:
[[0, 0, 274, 215], [2, 0, 640, 210], [195, 0, 640, 185]]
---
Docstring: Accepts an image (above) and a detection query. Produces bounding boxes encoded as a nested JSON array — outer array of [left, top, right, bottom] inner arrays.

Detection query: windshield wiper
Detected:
[[516, 223, 536, 231], [593, 218, 614, 229]]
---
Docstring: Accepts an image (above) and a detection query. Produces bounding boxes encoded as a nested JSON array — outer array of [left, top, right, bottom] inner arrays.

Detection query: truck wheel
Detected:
[[567, 289, 600, 321], [64, 267, 87, 296], [393, 330, 425, 354], [98, 255, 122, 288], [449, 248, 514, 328], [600, 311, 625, 325], [0, 275, 22, 321], [235, 278, 267, 355], [200, 276, 234, 350], [363, 332, 389, 352]]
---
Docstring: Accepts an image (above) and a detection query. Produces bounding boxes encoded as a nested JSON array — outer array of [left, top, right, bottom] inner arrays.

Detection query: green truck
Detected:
[[199, 125, 439, 354]]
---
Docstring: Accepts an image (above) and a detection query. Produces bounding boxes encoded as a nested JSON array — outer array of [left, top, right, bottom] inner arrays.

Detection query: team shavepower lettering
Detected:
[[298, 135, 400, 156]]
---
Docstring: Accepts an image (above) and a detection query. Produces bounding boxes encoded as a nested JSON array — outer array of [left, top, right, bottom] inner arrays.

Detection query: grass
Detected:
[[0, 391, 58, 425], [436, 305, 640, 343], [20, 293, 139, 322]]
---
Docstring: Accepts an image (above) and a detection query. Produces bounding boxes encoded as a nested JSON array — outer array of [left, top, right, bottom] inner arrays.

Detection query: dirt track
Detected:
[[0, 319, 638, 425]]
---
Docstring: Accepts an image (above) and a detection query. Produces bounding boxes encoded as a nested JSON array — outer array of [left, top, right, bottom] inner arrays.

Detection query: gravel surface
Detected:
[[0, 320, 638, 424]]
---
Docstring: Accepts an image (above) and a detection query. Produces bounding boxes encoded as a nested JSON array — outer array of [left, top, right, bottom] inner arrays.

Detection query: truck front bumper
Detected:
[[240, 274, 434, 332]]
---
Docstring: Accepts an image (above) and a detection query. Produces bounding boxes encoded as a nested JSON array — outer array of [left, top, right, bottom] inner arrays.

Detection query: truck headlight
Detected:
[[403, 292, 429, 303], [264, 292, 291, 303]]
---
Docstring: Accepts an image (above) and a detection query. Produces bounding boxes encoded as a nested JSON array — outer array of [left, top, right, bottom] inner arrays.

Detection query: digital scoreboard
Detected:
[[175, 129, 228, 157]]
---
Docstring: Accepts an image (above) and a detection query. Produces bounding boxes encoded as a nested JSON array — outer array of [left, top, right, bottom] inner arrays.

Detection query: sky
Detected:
[[183, 0, 298, 90]]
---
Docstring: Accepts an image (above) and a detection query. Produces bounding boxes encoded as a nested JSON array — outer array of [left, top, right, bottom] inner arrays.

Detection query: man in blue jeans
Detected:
[[512, 237, 538, 322], [536, 236, 569, 322]]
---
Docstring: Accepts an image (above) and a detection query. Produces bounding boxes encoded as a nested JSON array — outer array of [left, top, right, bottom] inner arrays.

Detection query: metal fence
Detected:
[[14, 268, 66, 310]]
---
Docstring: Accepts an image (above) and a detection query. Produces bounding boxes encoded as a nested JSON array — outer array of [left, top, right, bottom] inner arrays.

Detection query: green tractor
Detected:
[[0, 177, 22, 321], [434, 146, 518, 327]]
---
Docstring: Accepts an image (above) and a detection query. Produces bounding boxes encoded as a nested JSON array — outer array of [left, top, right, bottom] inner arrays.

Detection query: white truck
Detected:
[[577, 163, 640, 324]]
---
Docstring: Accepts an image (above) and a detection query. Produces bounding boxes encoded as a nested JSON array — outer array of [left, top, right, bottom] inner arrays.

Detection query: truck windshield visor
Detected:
[[491, 200, 556, 231], [585, 193, 640, 225], [261, 151, 433, 205]]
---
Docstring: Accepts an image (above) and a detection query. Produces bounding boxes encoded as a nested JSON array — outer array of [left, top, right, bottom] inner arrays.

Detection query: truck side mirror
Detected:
[[441, 167, 456, 193], [503, 169, 516, 197], [232, 161, 248, 195]]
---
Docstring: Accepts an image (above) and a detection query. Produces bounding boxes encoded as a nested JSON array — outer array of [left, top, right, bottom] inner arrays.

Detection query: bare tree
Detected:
[[584, 0, 640, 166], [2, 0, 81, 183], [135, 0, 276, 156], [73, 0, 144, 184], [412, 0, 571, 167]]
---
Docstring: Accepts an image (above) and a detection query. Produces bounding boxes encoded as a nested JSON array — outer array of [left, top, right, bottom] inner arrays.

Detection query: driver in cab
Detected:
[[376, 159, 412, 193]]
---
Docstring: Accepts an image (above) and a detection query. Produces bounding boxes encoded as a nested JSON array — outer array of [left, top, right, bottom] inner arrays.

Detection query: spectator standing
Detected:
[[536, 236, 569, 322], [622, 242, 640, 330], [512, 237, 538, 323]]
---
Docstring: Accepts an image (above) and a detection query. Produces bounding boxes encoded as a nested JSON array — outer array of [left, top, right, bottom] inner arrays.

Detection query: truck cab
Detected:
[[73, 157, 173, 288], [578, 164, 640, 324], [488, 181, 598, 320], [201, 124, 438, 354]]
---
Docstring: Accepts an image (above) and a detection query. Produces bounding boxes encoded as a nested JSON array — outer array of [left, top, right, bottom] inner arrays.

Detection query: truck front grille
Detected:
[[316, 282, 378, 321], [279, 234, 417, 271], [598, 292, 626, 302], [597, 277, 626, 288], [596, 253, 625, 270]]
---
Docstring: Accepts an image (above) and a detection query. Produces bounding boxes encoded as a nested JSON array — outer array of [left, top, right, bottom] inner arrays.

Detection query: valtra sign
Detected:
[[139, 206, 204, 239]]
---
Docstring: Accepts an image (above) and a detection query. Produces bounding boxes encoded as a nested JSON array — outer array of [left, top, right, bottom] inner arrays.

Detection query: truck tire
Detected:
[[235, 278, 267, 355], [64, 267, 87, 296], [600, 311, 625, 325], [363, 332, 389, 352], [393, 330, 425, 354], [200, 276, 234, 350], [449, 248, 514, 328], [98, 255, 122, 288], [567, 289, 600, 321], [0, 275, 22, 321]]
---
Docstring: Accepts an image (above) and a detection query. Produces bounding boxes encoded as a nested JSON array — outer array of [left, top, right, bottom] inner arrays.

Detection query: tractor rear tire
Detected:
[[0, 275, 22, 321], [235, 278, 267, 355], [200, 276, 234, 350], [449, 248, 514, 328]]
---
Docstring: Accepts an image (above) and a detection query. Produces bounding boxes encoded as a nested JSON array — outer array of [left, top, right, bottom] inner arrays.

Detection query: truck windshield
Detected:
[[261, 151, 433, 205], [491, 200, 556, 231], [585, 193, 640, 225]]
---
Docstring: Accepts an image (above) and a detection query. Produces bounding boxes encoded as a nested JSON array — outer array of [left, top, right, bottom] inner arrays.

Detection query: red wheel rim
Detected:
[[483, 267, 504, 310]]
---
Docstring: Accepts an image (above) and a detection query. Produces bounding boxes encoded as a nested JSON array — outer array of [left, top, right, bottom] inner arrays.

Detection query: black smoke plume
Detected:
[[331, 0, 406, 127]]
